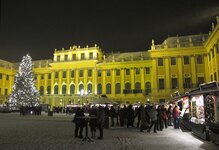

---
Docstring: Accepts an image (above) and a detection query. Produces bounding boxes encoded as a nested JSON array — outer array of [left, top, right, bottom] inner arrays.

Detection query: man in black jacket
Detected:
[[73, 107, 85, 138]]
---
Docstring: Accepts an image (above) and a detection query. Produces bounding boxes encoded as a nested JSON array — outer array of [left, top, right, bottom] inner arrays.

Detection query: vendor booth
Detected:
[[179, 96, 190, 130], [189, 82, 219, 142]]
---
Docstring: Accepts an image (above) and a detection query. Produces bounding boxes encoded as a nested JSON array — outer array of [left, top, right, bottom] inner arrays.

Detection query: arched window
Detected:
[[115, 83, 121, 94], [87, 84, 92, 94], [124, 82, 131, 94], [97, 84, 102, 95], [145, 82, 151, 95], [62, 85, 66, 95], [79, 84, 84, 93], [54, 85, 58, 94], [134, 82, 141, 93], [125, 82, 131, 90], [106, 83, 111, 94], [135, 82, 141, 89], [70, 84, 75, 95], [40, 86, 44, 95], [47, 86, 51, 94]]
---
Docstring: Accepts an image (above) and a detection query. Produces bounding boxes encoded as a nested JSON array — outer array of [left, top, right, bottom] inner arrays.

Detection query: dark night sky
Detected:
[[0, 0, 219, 62]]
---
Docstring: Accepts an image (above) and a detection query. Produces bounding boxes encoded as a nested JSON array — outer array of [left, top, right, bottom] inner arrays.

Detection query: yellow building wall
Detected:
[[1, 19, 219, 107]]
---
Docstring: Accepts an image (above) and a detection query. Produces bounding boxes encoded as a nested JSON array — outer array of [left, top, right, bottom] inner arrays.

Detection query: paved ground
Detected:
[[0, 113, 218, 150]]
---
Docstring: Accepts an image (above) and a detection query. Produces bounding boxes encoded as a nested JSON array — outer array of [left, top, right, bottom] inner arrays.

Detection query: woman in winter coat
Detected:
[[126, 104, 135, 128], [96, 106, 105, 139], [89, 106, 97, 138], [173, 105, 180, 129], [73, 107, 85, 138]]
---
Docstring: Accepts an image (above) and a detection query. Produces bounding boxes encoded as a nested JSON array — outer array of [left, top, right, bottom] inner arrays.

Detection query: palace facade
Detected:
[[1, 17, 219, 107]]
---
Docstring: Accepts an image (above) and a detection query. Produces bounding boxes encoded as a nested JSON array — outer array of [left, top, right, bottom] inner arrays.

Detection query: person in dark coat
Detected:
[[135, 105, 142, 128], [173, 105, 180, 129], [104, 104, 110, 128], [157, 105, 164, 131], [126, 104, 135, 128], [161, 105, 168, 128], [73, 107, 85, 138], [167, 105, 173, 126], [147, 105, 158, 133], [118, 105, 126, 127], [109, 106, 116, 127], [96, 106, 105, 139], [89, 106, 97, 138]]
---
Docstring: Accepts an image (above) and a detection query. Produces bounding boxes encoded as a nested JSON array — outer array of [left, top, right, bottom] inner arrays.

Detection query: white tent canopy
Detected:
[[91, 97, 118, 105]]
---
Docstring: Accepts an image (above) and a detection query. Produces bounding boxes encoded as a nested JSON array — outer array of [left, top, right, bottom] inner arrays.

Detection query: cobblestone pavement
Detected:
[[0, 113, 218, 150]]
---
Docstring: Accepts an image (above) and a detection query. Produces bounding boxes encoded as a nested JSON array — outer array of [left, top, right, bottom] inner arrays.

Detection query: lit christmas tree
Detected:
[[9, 54, 40, 108]]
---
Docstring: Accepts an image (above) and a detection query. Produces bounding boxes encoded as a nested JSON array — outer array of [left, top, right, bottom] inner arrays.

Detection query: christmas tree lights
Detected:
[[9, 54, 40, 109]]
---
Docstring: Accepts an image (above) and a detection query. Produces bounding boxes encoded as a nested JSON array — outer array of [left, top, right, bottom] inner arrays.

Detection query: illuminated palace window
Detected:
[[158, 79, 164, 90], [212, 48, 215, 58], [48, 73, 51, 79], [89, 52, 93, 59], [87, 84, 92, 93], [214, 72, 217, 81], [62, 85, 66, 94], [72, 54, 76, 60], [135, 68, 140, 75], [71, 70, 74, 78], [64, 55, 68, 61], [106, 83, 111, 94], [97, 84, 102, 94], [98, 70, 102, 77], [115, 83, 121, 94], [62, 71, 66, 78], [196, 55, 203, 64], [184, 77, 191, 88], [125, 69, 130, 75], [124, 82, 131, 94], [70, 84, 75, 94], [47, 86, 51, 94], [145, 82, 151, 95], [158, 58, 163, 66], [79, 70, 83, 77], [55, 72, 58, 78], [88, 69, 92, 77], [197, 77, 204, 85], [40, 86, 44, 95], [134, 82, 141, 93], [184, 56, 190, 65], [41, 74, 44, 80], [116, 69, 120, 76], [6, 75, 9, 80], [54, 85, 58, 94], [171, 57, 176, 65], [171, 78, 178, 89], [79, 84, 84, 92], [106, 70, 111, 76], [81, 53, 85, 60], [57, 56, 60, 62], [145, 67, 150, 74], [5, 89, 8, 95]]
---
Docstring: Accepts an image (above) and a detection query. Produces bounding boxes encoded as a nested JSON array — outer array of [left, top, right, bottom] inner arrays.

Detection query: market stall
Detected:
[[189, 82, 219, 141], [189, 94, 208, 139], [205, 94, 219, 144], [179, 96, 191, 130]]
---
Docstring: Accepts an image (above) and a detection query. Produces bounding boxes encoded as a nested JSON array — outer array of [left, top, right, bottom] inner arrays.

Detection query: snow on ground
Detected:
[[0, 113, 218, 150]]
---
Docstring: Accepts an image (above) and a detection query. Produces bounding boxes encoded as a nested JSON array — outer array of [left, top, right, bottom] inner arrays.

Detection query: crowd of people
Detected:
[[20, 106, 42, 115], [72, 103, 181, 140]]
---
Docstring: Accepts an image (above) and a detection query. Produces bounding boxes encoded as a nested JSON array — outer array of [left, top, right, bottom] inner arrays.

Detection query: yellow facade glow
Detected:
[[1, 18, 219, 107]]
